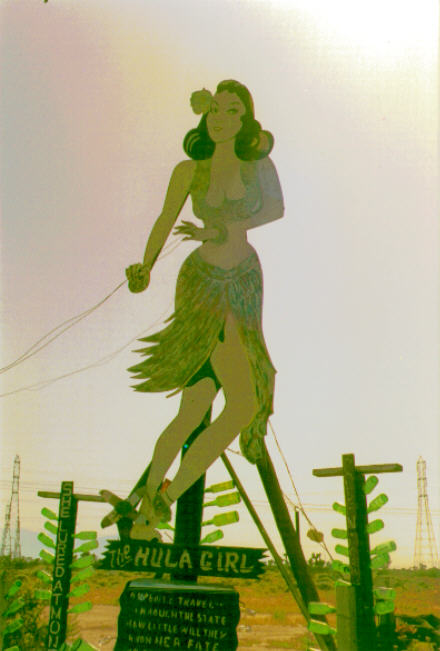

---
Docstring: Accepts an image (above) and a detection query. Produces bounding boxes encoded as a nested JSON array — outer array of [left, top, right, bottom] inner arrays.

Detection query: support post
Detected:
[[342, 454, 376, 649], [256, 444, 336, 651], [336, 581, 357, 651], [221, 453, 309, 621], [171, 409, 211, 582]]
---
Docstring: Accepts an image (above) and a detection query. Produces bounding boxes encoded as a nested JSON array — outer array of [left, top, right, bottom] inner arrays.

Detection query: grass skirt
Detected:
[[128, 249, 276, 463]]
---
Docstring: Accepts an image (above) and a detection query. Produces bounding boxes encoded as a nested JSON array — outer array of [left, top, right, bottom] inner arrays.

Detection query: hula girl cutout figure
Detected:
[[125, 80, 284, 540]]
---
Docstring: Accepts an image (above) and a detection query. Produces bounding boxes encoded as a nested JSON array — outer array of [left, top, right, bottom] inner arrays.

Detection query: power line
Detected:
[[0, 238, 182, 377], [0, 240, 184, 398]]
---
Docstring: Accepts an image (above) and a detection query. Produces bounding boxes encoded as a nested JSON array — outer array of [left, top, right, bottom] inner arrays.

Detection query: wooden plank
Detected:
[[313, 463, 402, 477], [342, 454, 376, 651], [336, 581, 357, 651], [256, 444, 336, 651], [221, 452, 309, 622]]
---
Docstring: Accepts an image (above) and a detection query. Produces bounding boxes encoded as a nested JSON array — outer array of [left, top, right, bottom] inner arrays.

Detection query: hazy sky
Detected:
[[1, 0, 438, 567]]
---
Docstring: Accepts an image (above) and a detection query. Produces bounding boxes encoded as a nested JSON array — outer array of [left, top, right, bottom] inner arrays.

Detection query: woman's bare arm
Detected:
[[245, 157, 284, 230], [142, 160, 196, 268], [126, 160, 195, 292]]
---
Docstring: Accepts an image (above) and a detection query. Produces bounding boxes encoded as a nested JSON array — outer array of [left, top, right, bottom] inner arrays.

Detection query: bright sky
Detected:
[[1, 0, 439, 568]]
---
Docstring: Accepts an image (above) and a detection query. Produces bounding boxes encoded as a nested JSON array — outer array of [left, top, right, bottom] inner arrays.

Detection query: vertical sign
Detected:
[[47, 481, 78, 650]]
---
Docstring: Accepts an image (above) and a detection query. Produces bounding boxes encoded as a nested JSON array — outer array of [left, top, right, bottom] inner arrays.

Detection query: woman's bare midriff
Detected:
[[196, 221, 255, 269]]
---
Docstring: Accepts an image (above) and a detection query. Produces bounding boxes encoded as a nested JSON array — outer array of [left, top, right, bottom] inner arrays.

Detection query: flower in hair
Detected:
[[190, 88, 213, 115]]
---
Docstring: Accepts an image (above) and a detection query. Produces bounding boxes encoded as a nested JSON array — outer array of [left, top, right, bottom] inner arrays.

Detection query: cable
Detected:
[[0, 300, 174, 398], [268, 419, 333, 560], [0, 280, 127, 375], [0, 238, 183, 376]]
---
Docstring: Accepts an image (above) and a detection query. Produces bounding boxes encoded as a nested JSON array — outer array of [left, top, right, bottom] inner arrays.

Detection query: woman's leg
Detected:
[[145, 377, 218, 502], [165, 314, 257, 504]]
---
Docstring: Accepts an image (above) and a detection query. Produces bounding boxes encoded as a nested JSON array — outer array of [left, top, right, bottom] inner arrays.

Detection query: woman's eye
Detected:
[[227, 109, 238, 115]]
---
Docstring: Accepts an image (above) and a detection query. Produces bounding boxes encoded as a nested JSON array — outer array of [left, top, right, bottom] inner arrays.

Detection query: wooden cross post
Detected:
[[313, 454, 403, 651]]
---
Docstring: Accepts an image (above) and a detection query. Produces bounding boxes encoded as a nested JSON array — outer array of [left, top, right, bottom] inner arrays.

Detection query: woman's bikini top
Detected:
[[190, 159, 262, 225]]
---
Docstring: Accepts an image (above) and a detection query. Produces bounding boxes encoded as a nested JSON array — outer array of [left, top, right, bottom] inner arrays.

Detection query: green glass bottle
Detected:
[[44, 521, 59, 536], [363, 476, 379, 495], [367, 493, 388, 513], [71, 567, 94, 583], [70, 555, 94, 570], [68, 601, 93, 614], [67, 601, 93, 613], [374, 587, 396, 600], [332, 560, 350, 574], [308, 602, 336, 615], [3, 618, 24, 636], [202, 511, 239, 527], [74, 531, 97, 540], [3, 598, 25, 617], [36, 570, 52, 584], [5, 580, 22, 598], [367, 519, 384, 534], [68, 583, 90, 598], [370, 552, 390, 569], [34, 589, 52, 601], [205, 480, 235, 493], [204, 492, 241, 508], [308, 620, 337, 636], [332, 502, 346, 515], [41, 507, 58, 521], [375, 599, 395, 615], [331, 528, 347, 539], [371, 541, 397, 556], [75, 540, 99, 555], [335, 544, 349, 557], [201, 530, 224, 544], [40, 549, 55, 564], [38, 532, 56, 549]]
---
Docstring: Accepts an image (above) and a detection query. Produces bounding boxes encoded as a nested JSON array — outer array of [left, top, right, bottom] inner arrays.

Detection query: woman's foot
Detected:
[[128, 488, 172, 541]]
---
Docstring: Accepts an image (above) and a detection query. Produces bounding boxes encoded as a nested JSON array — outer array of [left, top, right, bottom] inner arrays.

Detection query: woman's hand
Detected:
[[174, 220, 227, 244], [125, 263, 151, 293]]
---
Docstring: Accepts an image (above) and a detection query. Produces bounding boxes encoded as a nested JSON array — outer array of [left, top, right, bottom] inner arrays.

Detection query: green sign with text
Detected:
[[115, 580, 240, 651], [101, 540, 265, 579]]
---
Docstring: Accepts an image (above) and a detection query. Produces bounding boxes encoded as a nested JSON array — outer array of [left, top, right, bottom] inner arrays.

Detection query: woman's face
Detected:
[[206, 91, 246, 144]]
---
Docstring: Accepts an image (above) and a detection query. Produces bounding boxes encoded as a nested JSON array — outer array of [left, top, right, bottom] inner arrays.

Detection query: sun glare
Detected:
[[277, 0, 438, 63]]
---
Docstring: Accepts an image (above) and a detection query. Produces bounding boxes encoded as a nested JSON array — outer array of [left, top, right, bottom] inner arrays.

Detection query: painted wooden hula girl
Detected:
[[125, 80, 284, 539]]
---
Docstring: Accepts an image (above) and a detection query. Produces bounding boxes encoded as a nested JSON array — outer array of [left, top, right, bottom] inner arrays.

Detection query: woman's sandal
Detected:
[[129, 487, 172, 541]]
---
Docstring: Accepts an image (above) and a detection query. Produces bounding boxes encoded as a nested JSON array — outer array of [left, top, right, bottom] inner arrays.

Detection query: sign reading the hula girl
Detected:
[[123, 79, 284, 541], [101, 540, 266, 579]]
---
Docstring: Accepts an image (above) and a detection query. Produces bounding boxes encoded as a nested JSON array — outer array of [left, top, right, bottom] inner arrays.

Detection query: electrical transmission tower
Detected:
[[414, 456, 439, 568], [1, 455, 22, 558]]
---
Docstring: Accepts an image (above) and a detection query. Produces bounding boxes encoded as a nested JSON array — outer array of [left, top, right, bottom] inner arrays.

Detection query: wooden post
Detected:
[[336, 581, 357, 651], [256, 444, 336, 651], [221, 452, 309, 621], [342, 454, 376, 649], [47, 481, 78, 651], [313, 454, 403, 651], [171, 409, 211, 582]]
